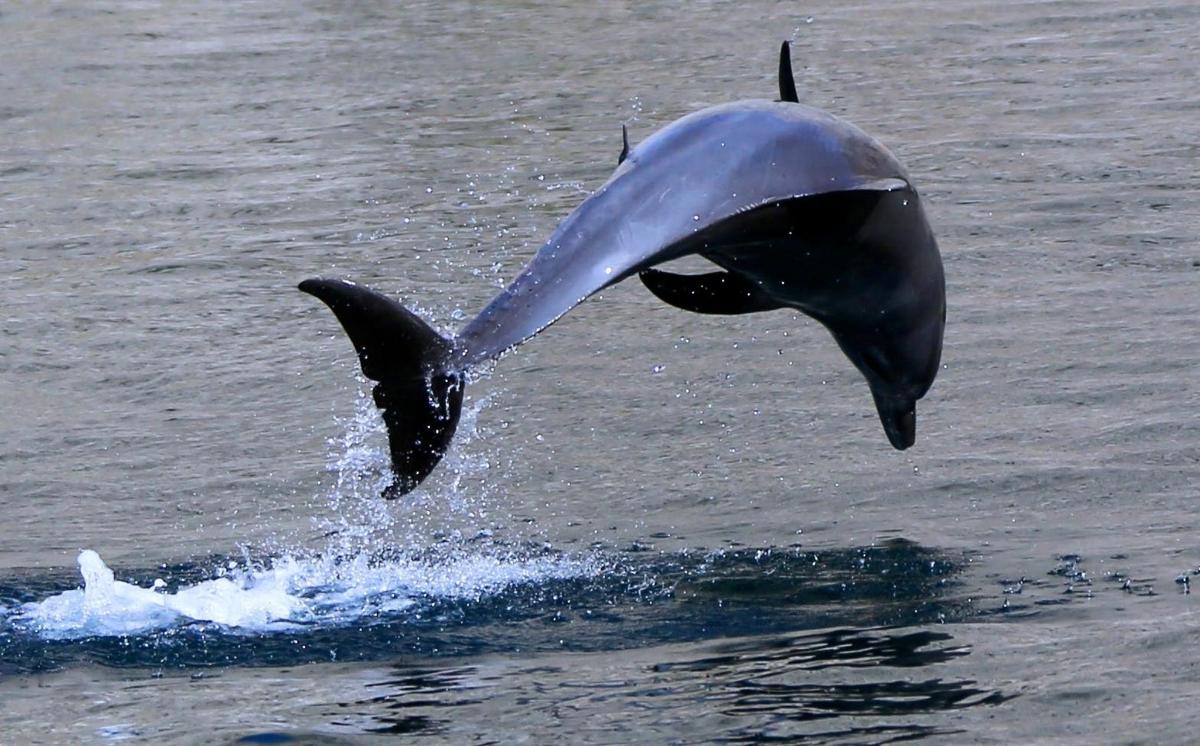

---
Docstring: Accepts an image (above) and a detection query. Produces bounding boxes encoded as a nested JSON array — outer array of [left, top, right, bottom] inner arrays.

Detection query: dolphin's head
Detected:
[[873, 394, 917, 450], [835, 297, 944, 451]]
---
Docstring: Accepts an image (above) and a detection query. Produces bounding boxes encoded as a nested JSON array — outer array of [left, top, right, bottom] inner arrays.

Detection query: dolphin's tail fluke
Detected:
[[299, 278, 464, 498]]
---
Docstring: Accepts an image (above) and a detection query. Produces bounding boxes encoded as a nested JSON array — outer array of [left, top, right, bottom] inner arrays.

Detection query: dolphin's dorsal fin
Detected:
[[618, 124, 630, 165], [778, 41, 799, 103], [639, 268, 784, 315]]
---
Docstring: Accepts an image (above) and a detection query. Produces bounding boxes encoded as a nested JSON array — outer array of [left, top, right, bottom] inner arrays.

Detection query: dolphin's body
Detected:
[[301, 44, 945, 497]]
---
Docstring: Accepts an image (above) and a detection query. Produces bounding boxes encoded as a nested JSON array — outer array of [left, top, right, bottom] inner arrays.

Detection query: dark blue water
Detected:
[[0, 543, 968, 672]]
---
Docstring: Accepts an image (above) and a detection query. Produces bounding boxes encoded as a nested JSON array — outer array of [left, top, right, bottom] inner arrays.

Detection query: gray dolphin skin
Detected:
[[300, 42, 946, 497]]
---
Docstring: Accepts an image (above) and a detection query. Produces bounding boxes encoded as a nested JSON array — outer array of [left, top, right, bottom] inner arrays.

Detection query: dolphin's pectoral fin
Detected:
[[618, 124, 631, 165], [778, 41, 799, 103], [639, 268, 784, 315]]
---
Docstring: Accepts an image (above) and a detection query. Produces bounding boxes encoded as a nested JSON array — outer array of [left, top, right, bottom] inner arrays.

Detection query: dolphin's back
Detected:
[[631, 100, 910, 205], [456, 100, 911, 364]]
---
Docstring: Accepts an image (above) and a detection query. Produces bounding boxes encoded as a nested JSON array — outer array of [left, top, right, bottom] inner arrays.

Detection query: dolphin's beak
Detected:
[[872, 392, 916, 450], [882, 408, 916, 450]]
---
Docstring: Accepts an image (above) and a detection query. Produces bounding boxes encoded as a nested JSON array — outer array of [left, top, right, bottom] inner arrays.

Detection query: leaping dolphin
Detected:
[[300, 42, 946, 497]]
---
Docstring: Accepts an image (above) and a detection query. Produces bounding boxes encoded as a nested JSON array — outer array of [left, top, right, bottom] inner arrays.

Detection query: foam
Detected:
[[12, 547, 599, 640]]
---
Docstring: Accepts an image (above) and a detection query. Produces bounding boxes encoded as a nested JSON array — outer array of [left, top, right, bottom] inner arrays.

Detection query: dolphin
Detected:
[[300, 42, 945, 497]]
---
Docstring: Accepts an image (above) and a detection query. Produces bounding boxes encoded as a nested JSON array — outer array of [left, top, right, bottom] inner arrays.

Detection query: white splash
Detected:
[[7, 341, 598, 641], [16, 550, 298, 638], [15, 547, 600, 640]]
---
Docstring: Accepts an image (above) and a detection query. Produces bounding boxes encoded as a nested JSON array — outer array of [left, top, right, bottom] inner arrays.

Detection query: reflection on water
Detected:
[[0, 537, 1012, 743], [655, 627, 969, 673], [325, 627, 1010, 744], [2, 520, 1136, 744]]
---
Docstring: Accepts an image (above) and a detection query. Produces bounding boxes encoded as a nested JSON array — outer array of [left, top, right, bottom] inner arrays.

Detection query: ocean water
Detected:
[[1, 0, 1198, 743]]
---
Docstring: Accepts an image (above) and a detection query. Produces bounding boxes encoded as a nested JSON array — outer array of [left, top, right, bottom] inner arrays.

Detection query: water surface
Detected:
[[1, 0, 1198, 742]]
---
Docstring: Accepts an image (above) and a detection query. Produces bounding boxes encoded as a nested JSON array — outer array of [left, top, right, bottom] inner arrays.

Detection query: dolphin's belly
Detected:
[[694, 188, 941, 333]]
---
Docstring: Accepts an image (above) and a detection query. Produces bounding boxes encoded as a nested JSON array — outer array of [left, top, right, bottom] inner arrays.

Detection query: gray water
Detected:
[[1, 0, 1198, 743]]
